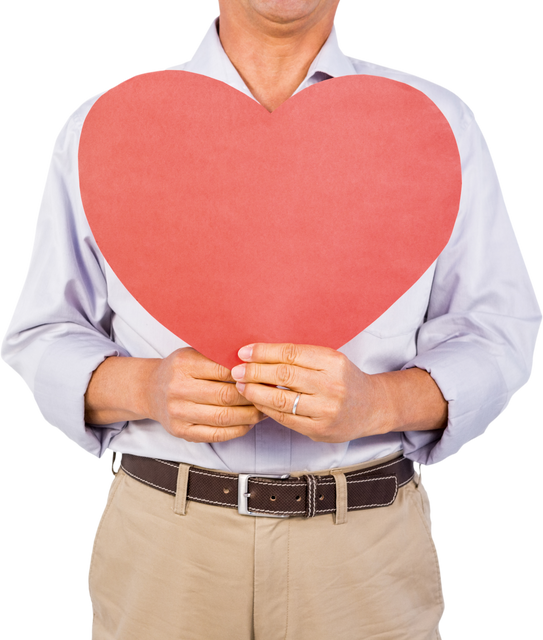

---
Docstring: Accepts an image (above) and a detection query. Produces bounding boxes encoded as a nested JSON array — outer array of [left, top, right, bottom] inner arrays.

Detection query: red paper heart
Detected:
[[79, 71, 461, 368]]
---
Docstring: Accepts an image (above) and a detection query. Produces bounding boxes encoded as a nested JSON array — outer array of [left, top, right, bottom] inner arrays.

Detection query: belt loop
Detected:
[[109, 451, 120, 478], [331, 469, 348, 525], [174, 463, 191, 516], [303, 475, 317, 518], [414, 462, 422, 488]]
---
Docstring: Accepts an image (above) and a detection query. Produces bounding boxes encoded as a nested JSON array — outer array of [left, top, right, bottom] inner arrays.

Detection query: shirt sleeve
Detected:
[[401, 116, 541, 464], [1, 107, 130, 456]]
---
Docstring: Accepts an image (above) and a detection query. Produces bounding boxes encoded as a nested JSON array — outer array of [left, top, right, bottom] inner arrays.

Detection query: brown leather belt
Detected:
[[121, 454, 414, 518]]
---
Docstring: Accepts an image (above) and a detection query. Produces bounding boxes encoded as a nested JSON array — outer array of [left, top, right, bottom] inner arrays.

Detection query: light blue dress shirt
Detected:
[[2, 21, 540, 472]]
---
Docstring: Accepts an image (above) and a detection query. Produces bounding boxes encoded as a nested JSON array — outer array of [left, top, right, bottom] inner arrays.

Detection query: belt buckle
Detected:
[[238, 473, 290, 518]]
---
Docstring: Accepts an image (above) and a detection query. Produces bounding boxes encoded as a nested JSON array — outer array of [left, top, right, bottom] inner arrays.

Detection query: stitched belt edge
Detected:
[[120, 454, 414, 517]]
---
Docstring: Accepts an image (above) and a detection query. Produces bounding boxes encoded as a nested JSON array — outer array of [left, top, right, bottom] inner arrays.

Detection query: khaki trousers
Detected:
[[90, 456, 443, 640]]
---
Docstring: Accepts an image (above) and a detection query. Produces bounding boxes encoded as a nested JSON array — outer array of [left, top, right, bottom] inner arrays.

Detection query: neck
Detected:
[[217, 2, 339, 112]]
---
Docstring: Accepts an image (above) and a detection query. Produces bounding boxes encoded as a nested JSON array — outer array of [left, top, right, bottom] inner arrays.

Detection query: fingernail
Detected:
[[231, 364, 246, 380], [236, 382, 246, 393], [238, 345, 254, 361]]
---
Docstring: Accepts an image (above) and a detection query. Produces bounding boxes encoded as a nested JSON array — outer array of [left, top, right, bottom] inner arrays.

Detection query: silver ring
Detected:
[[292, 393, 301, 415]]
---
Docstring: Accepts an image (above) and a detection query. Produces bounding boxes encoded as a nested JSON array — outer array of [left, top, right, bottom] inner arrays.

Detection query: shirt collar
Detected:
[[181, 18, 356, 102], [299, 26, 356, 87]]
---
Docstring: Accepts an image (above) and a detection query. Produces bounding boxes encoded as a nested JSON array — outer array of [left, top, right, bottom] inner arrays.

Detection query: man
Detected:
[[2, 1, 540, 638]]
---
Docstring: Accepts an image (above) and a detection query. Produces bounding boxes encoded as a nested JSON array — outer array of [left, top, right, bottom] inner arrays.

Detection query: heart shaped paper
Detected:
[[79, 71, 461, 368]]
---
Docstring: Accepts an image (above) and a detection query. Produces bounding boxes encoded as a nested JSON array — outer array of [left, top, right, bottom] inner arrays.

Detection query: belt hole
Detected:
[[223, 487, 230, 494], [270, 495, 276, 501], [319, 494, 324, 500], [295, 495, 301, 501]]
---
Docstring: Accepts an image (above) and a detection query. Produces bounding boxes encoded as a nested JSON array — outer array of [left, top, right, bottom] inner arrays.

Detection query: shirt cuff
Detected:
[[400, 341, 509, 464], [34, 333, 130, 457]]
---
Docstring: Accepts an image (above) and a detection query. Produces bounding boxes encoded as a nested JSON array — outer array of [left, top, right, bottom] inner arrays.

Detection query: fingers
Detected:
[[232, 343, 345, 394], [180, 424, 256, 444], [154, 348, 266, 444], [166, 400, 265, 443], [209, 380, 251, 407], [171, 378, 251, 407], [168, 350, 250, 403], [163, 379, 265, 443], [171, 401, 264, 429], [231, 361, 319, 393], [175, 348, 235, 382], [237, 343, 336, 370], [239, 383, 314, 418]]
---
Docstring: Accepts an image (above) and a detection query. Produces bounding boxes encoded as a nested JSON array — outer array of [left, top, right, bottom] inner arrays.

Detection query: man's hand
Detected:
[[85, 348, 265, 443], [147, 348, 264, 442], [231, 343, 447, 442]]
